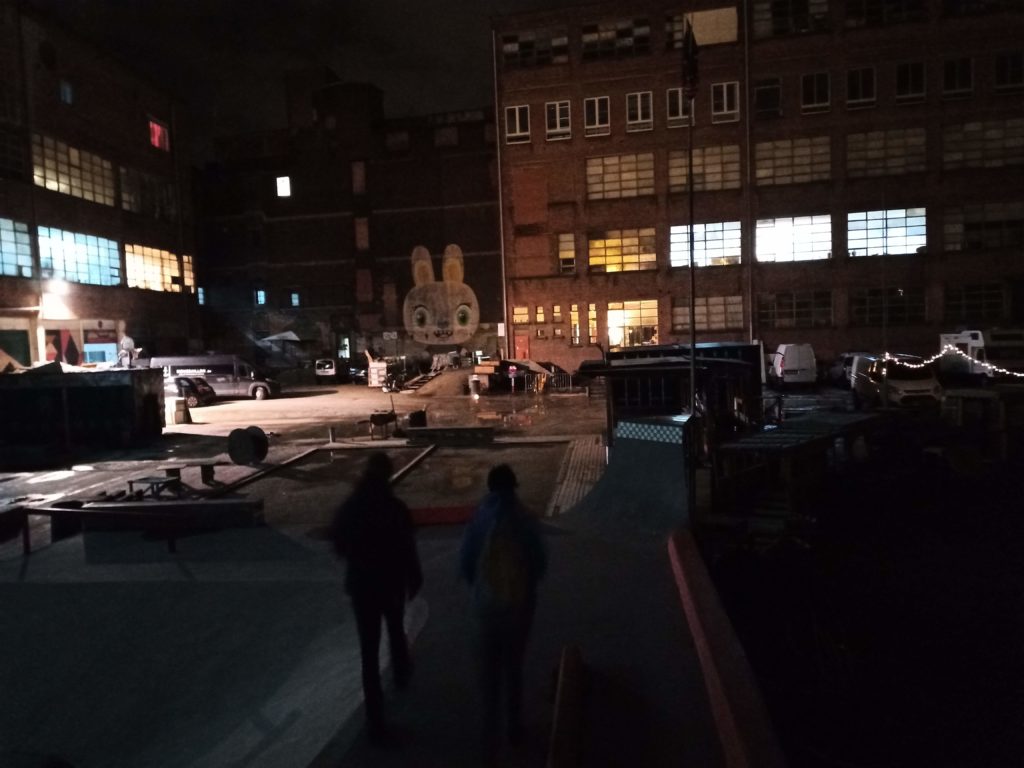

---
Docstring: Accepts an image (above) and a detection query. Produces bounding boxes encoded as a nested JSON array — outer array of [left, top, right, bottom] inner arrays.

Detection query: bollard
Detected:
[[328, 426, 336, 443]]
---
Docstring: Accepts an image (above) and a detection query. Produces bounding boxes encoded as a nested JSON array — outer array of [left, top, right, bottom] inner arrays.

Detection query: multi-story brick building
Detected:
[[493, 0, 1024, 372], [0, 0, 198, 368], [199, 71, 503, 368]]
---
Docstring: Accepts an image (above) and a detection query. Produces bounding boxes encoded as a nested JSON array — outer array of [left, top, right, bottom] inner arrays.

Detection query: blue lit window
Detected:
[[59, 80, 74, 105], [197, 287, 205, 305], [0, 217, 33, 278], [848, 208, 927, 256], [255, 289, 266, 306], [37, 225, 120, 286], [290, 291, 300, 307]]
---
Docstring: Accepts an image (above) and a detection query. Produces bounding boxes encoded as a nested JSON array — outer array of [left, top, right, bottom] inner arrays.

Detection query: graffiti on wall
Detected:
[[402, 244, 480, 347]]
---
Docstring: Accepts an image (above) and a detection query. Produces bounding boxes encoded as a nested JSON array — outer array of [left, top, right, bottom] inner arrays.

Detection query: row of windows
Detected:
[[2, 217, 192, 291], [52, 77, 171, 153], [504, 53, 1023, 143], [31, 134, 179, 219], [512, 283, 1006, 346], [546, 204, 1021, 273]]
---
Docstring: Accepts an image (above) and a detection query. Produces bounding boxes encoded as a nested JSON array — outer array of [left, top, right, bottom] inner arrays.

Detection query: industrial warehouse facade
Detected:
[[493, 0, 1024, 372], [0, 0, 199, 368]]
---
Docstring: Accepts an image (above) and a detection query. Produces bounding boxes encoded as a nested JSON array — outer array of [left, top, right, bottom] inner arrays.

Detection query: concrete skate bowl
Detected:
[[560, 416, 690, 541]]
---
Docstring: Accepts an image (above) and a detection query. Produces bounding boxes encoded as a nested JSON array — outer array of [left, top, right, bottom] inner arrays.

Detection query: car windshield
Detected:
[[884, 362, 934, 380]]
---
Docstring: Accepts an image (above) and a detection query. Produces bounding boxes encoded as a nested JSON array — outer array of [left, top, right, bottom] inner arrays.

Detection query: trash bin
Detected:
[[409, 409, 427, 428]]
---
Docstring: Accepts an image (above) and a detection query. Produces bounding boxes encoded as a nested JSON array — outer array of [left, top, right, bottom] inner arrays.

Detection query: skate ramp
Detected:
[[562, 415, 691, 540]]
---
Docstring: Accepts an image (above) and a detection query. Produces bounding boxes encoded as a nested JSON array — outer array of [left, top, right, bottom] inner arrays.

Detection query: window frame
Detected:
[[666, 87, 693, 128], [943, 57, 974, 97], [505, 105, 531, 144], [801, 72, 831, 113], [711, 82, 740, 124], [545, 100, 571, 140], [626, 91, 654, 132], [896, 61, 927, 102], [995, 50, 1024, 92], [584, 96, 611, 137], [846, 67, 877, 108]]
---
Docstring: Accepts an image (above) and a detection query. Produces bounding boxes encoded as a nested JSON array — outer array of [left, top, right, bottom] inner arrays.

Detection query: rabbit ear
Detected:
[[442, 244, 464, 283], [411, 245, 434, 286]]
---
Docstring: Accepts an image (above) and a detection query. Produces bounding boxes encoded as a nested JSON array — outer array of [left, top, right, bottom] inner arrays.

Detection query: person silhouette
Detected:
[[459, 464, 547, 760], [330, 452, 422, 745]]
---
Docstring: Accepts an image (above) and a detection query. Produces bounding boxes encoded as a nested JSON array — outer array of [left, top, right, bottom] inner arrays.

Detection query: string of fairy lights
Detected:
[[882, 345, 1024, 379]]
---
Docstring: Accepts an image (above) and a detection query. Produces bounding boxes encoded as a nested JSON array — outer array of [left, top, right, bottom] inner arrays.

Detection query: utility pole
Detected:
[[681, 16, 700, 521]]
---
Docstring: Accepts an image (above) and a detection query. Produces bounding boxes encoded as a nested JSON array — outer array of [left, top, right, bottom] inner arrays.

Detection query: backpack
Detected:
[[477, 512, 530, 608]]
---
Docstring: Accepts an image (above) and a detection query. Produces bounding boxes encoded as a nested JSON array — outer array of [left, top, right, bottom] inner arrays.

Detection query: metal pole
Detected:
[[688, 93, 696, 415]]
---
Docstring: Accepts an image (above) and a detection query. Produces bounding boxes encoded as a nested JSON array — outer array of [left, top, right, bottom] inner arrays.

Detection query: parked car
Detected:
[[853, 354, 942, 408], [769, 343, 817, 386], [164, 376, 217, 408], [828, 351, 873, 388]]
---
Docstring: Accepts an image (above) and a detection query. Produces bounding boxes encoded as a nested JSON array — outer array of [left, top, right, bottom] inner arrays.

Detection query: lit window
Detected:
[[545, 101, 571, 140], [586, 153, 655, 199], [588, 303, 598, 344], [59, 80, 73, 105], [667, 87, 694, 127], [0, 217, 33, 278], [126, 244, 184, 292], [255, 289, 266, 306], [505, 105, 530, 143], [148, 118, 170, 151], [584, 96, 610, 136], [552, 304, 563, 323], [37, 226, 120, 286], [181, 254, 194, 292], [558, 233, 576, 273], [512, 306, 529, 324], [588, 228, 657, 273], [846, 67, 876, 107], [711, 82, 740, 123], [801, 72, 830, 112], [755, 215, 832, 262], [32, 134, 115, 206], [626, 91, 653, 131], [943, 57, 973, 97], [570, 304, 581, 345], [847, 208, 927, 256], [607, 299, 659, 348], [535, 306, 545, 323], [670, 221, 742, 267], [896, 62, 926, 102], [290, 291, 301, 307], [197, 287, 205, 305], [276, 176, 291, 197]]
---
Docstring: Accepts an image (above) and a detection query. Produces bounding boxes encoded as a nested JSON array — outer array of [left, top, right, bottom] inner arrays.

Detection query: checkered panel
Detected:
[[615, 420, 685, 445]]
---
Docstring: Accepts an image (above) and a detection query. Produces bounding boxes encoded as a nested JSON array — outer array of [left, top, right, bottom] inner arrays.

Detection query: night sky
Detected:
[[28, 0, 581, 159]]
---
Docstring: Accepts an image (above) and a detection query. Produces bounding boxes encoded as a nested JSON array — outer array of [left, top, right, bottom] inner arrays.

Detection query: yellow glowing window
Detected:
[[126, 244, 182, 292]]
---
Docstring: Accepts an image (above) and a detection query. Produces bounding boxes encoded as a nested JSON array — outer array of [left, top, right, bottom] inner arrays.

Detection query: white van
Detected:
[[769, 343, 817, 386]]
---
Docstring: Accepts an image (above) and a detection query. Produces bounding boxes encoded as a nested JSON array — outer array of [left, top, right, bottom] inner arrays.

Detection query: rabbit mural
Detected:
[[402, 244, 480, 346]]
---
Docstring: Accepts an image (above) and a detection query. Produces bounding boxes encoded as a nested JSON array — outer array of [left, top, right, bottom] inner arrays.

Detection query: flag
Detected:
[[681, 17, 699, 98]]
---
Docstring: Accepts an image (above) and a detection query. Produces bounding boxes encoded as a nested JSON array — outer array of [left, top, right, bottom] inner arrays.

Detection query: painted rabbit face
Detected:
[[402, 244, 480, 346]]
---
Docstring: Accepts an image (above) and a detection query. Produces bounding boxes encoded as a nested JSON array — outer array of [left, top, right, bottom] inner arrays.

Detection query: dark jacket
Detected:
[[330, 478, 422, 599]]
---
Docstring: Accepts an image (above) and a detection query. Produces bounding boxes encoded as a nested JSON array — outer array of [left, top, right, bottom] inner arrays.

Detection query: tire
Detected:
[[186, 394, 199, 408], [253, 386, 268, 401]]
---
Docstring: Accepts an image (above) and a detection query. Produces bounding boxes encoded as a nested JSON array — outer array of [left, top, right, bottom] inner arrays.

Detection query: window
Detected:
[[945, 283, 1004, 323], [552, 304, 563, 323], [32, 135, 115, 206], [847, 208, 927, 256], [254, 289, 266, 306], [943, 119, 1024, 169], [558, 233, 576, 273], [37, 226, 120, 286], [667, 88, 693, 127], [0, 217, 32, 278], [276, 176, 291, 197], [584, 96, 610, 136], [534, 306, 545, 323], [896, 62, 926, 102], [588, 303, 598, 344], [607, 299, 659, 347], [755, 136, 831, 185], [351, 161, 366, 194], [943, 57, 973, 96], [546, 101, 571, 140], [673, 295, 744, 331], [126, 244, 184, 292], [668, 145, 742, 191], [512, 306, 529, 324], [995, 51, 1024, 91], [847, 128, 926, 176], [586, 153, 655, 199], [290, 291, 301, 308], [626, 92, 653, 131], [588, 227, 657, 273], [505, 105, 530, 143], [120, 167, 178, 220], [753, 78, 782, 116], [148, 118, 170, 151], [751, 0, 830, 38], [711, 82, 740, 123], [669, 221, 742, 267], [756, 215, 832, 262], [944, 201, 1024, 251], [434, 126, 458, 147], [197, 287, 205, 306], [501, 28, 569, 68], [355, 217, 369, 251], [847, 67, 876, 107], [757, 291, 833, 328], [582, 18, 651, 60], [801, 72, 831, 112], [570, 304, 581, 345], [182, 254, 194, 293], [59, 79, 73, 105], [850, 287, 926, 325], [846, 0, 927, 27]]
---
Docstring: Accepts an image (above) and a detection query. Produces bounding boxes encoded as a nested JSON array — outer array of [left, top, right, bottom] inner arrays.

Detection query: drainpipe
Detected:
[[491, 29, 509, 359]]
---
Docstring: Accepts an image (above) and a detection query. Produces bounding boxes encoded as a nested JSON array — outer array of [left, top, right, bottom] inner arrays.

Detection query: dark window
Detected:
[[754, 78, 782, 115], [850, 287, 927, 325], [757, 291, 833, 328], [896, 61, 926, 101]]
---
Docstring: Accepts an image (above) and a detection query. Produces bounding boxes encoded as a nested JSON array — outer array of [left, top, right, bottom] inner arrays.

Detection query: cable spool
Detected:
[[228, 425, 269, 465]]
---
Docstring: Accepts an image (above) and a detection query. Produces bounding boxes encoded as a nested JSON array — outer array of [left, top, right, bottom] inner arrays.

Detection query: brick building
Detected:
[[199, 71, 503, 368], [493, 0, 1023, 373], [0, 0, 198, 368]]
